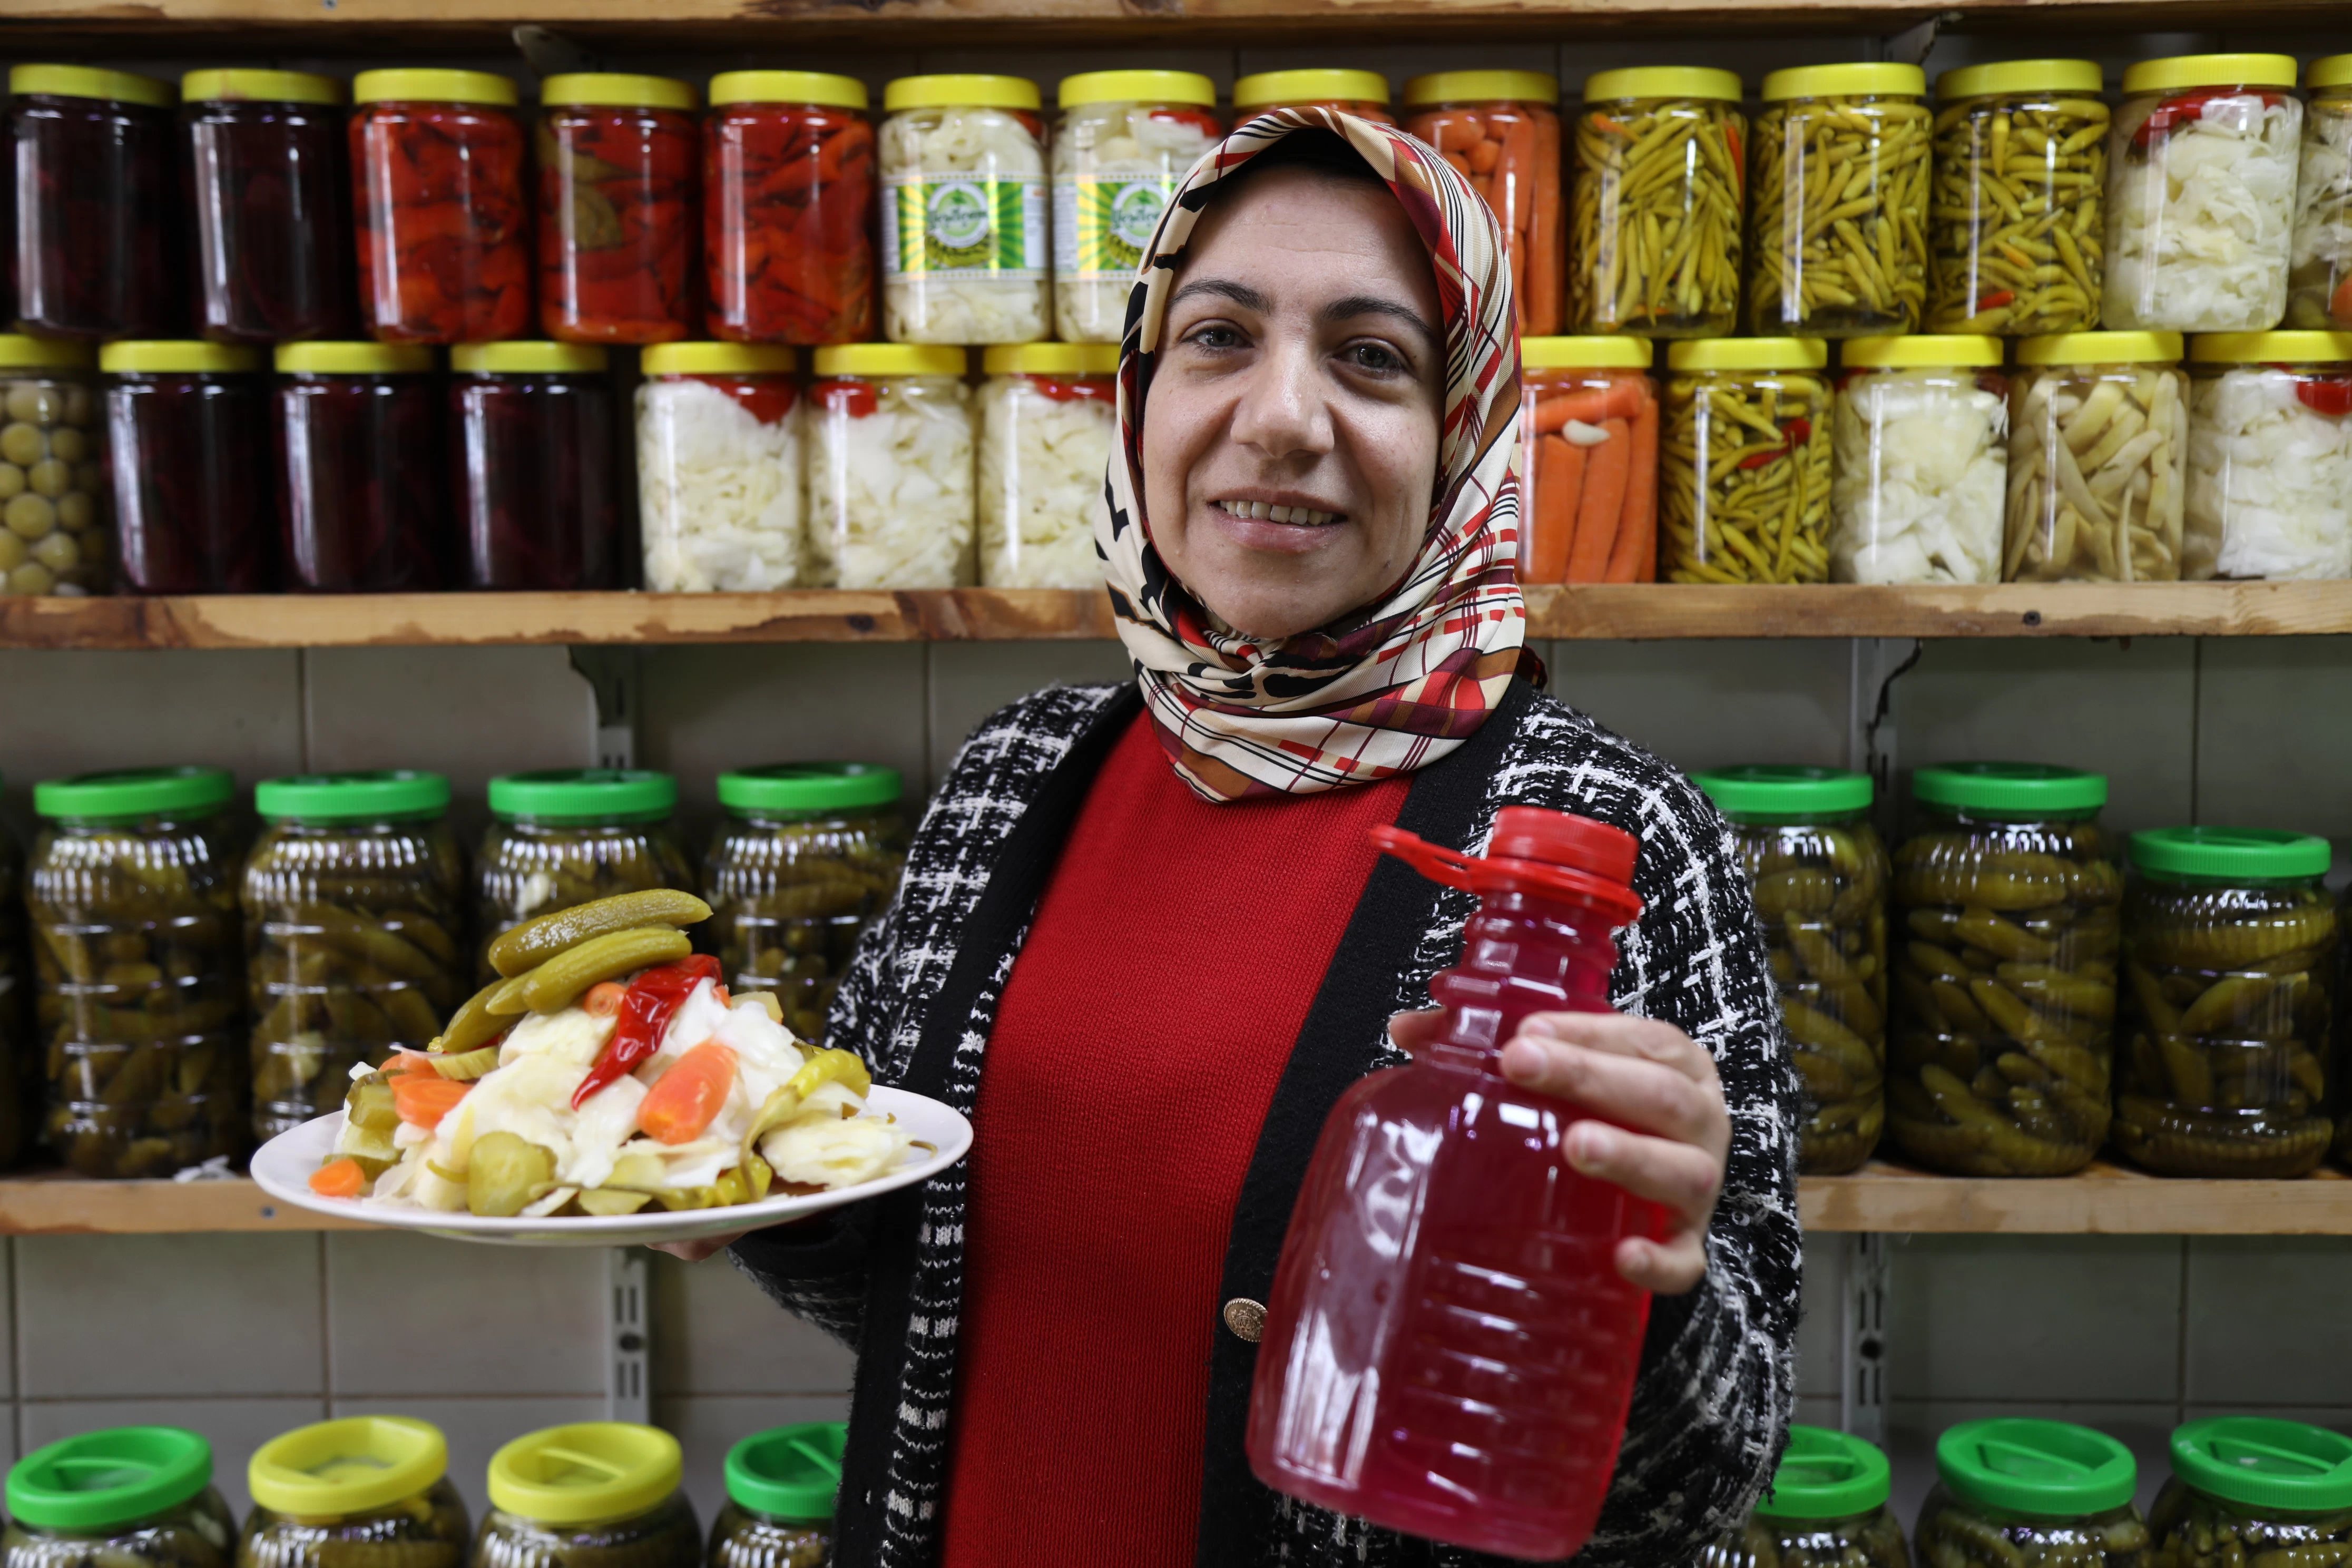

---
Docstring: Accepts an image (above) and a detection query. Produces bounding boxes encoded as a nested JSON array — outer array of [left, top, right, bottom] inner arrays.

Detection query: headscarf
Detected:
[[1096, 108, 1526, 803]]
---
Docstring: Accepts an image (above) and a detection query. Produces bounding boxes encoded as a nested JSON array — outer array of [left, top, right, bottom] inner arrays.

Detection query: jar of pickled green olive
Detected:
[[1661, 338, 1834, 585], [1749, 64, 1932, 337], [707, 1423, 846, 1568], [5, 1427, 236, 1568], [243, 772, 468, 1142], [1916, 1417, 2151, 1568], [1889, 762, 2121, 1176], [1927, 60, 2110, 336], [705, 763, 908, 1044], [0, 334, 108, 596], [475, 1424, 700, 1568], [1697, 1426, 1905, 1568], [1691, 767, 1887, 1173], [242, 1416, 469, 1568], [2150, 1417, 2352, 1568], [2115, 827, 2336, 1177], [476, 770, 694, 982], [29, 767, 246, 1178]]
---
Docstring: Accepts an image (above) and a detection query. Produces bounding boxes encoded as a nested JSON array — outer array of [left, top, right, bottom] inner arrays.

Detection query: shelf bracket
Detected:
[[606, 1247, 650, 1424], [1849, 638, 1922, 807], [513, 25, 601, 76], [569, 647, 641, 771], [1879, 10, 1961, 67], [1839, 1232, 1890, 1447]]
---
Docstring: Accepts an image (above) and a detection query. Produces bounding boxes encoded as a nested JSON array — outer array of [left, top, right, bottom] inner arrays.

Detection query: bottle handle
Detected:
[[1368, 825, 1479, 893]]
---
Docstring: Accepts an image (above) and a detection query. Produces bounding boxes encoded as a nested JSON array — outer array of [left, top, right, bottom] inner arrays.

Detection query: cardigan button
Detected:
[[1222, 1298, 1266, 1343]]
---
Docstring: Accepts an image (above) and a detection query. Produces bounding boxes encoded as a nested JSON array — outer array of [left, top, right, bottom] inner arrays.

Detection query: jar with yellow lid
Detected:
[[1926, 60, 2110, 335], [1569, 67, 1746, 340], [1830, 335, 2009, 585], [0, 335, 108, 597], [6, 1427, 234, 1568], [102, 342, 272, 593], [638, 343, 804, 592], [808, 343, 974, 589], [978, 342, 1118, 588], [1231, 70, 1394, 126], [1660, 338, 1832, 583], [2004, 332, 2187, 583], [474, 1424, 699, 1568], [275, 343, 443, 592], [879, 75, 1048, 345], [9, 66, 180, 340], [1053, 71, 1221, 343], [1404, 72, 1563, 335], [537, 75, 699, 345], [705, 72, 875, 345], [351, 70, 530, 345], [2292, 55, 2352, 327], [2105, 54, 2302, 334], [1748, 64, 1931, 338], [453, 342, 618, 590], [241, 1416, 469, 1568], [1520, 337, 1658, 583], [707, 1425, 846, 1568], [182, 70, 353, 344], [2183, 330, 2352, 581]]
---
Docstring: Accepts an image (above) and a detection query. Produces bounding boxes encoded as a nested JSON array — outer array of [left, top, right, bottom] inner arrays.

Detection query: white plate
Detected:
[[250, 1086, 972, 1247]]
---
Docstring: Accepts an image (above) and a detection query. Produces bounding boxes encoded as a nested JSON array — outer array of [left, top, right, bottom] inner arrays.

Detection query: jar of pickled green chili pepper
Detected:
[[5, 1427, 235, 1568], [475, 770, 695, 982], [475, 1424, 700, 1568], [1698, 1426, 1905, 1568], [2150, 1418, 2352, 1568], [707, 1423, 846, 1568], [242, 1416, 469, 1568], [1916, 1417, 2150, 1568]]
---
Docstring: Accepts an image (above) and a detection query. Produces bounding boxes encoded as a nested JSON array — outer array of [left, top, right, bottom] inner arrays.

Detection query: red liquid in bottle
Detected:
[[1246, 807, 1669, 1561]]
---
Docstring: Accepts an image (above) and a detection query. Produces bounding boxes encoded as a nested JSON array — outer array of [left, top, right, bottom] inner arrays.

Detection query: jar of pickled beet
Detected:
[[538, 74, 698, 346], [274, 342, 444, 592], [706, 72, 876, 345], [0, 335, 109, 598], [1230, 69, 1396, 125], [102, 341, 272, 594], [451, 342, 618, 590], [11, 65, 181, 341], [476, 769, 694, 979], [181, 69, 354, 345], [352, 70, 530, 346], [639, 342, 803, 592]]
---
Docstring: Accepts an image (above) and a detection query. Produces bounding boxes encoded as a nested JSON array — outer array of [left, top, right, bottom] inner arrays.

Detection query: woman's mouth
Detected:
[[1212, 498, 1343, 527]]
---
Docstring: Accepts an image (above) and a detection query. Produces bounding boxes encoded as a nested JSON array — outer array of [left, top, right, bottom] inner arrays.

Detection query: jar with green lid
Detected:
[[242, 772, 468, 1142], [1570, 67, 1746, 339], [1690, 767, 1888, 1173], [28, 767, 246, 1178], [1697, 1425, 1906, 1568], [705, 763, 908, 1044], [1888, 762, 2121, 1177], [5, 1426, 234, 1568], [707, 1423, 845, 1568], [1748, 64, 1932, 338], [241, 1416, 469, 1568], [0, 334, 109, 597], [1927, 61, 2110, 336], [474, 1424, 699, 1568], [1916, 1417, 2151, 1568], [2004, 333, 2188, 584], [1661, 339, 1833, 585], [476, 771, 693, 982], [2114, 827, 2336, 1177], [2149, 1418, 2352, 1568]]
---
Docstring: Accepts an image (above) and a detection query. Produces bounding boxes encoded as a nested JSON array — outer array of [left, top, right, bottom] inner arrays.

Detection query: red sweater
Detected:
[[938, 710, 1411, 1567]]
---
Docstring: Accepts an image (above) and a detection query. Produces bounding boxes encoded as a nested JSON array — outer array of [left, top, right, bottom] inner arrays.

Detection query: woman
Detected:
[[679, 111, 1800, 1566]]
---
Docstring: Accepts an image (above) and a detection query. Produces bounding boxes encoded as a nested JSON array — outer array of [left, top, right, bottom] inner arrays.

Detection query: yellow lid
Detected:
[[9, 65, 173, 109], [1582, 67, 1743, 104], [100, 342, 263, 375], [486, 1424, 680, 1528], [1232, 70, 1391, 111], [2122, 54, 2298, 95], [2189, 331, 2352, 365], [450, 342, 608, 374], [2016, 331, 2184, 366], [983, 343, 1119, 375], [1667, 338, 1829, 373], [1761, 63, 1925, 102], [1402, 71, 1558, 108], [1936, 60, 2105, 101], [541, 74, 695, 112], [2310, 56, 2352, 92], [0, 336, 95, 372], [1058, 70, 1216, 109], [1841, 334, 2004, 368], [709, 71, 869, 111], [275, 342, 434, 375], [642, 343, 797, 376], [1521, 336, 1654, 370], [351, 69, 518, 107], [812, 344, 967, 378], [250, 1417, 447, 1520], [883, 75, 1040, 113], [181, 68, 341, 106]]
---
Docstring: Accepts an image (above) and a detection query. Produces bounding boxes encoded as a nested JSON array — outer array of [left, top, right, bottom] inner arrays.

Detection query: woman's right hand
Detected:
[[649, 1232, 747, 1262]]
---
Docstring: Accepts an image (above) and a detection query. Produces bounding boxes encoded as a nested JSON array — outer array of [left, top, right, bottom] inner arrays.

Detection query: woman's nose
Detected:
[[1228, 334, 1335, 461]]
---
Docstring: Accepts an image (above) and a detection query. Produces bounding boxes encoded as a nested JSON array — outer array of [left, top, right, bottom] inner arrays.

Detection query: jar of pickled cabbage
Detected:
[[978, 342, 1116, 588], [182, 70, 352, 345], [807, 343, 974, 589], [705, 763, 908, 1044], [1916, 1418, 2150, 1568], [1830, 335, 2008, 585], [1519, 337, 1657, 583], [705, 72, 876, 345], [2005, 332, 2188, 583], [708, 1424, 845, 1568], [2183, 331, 2352, 581], [452, 342, 619, 590], [639, 343, 803, 593], [1926, 60, 2110, 336], [1697, 1427, 1904, 1568], [9, 66, 179, 341], [6, 1428, 233, 1568], [1569, 67, 1745, 340], [538, 74, 698, 345], [477, 770, 693, 981], [0, 335, 108, 598], [879, 75, 1048, 345], [275, 342, 445, 592], [243, 1416, 469, 1568], [2105, 55, 2302, 335], [1052, 71, 1220, 344], [351, 70, 530, 345], [103, 341, 272, 593], [1888, 762, 2120, 1177], [1230, 70, 1394, 126], [1749, 64, 1930, 337], [1661, 338, 1832, 584], [2291, 57, 2352, 329], [2150, 1418, 2352, 1568], [1691, 767, 1887, 1174], [476, 1425, 699, 1568], [2115, 827, 2336, 1177], [1404, 72, 1563, 335]]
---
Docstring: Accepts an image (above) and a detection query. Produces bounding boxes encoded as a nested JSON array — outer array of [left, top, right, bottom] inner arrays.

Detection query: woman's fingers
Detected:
[[648, 1231, 747, 1262], [1386, 1007, 1446, 1056], [1615, 1228, 1709, 1295], [1498, 1014, 1728, 1157], [1561, 1114, 1723, 1222]]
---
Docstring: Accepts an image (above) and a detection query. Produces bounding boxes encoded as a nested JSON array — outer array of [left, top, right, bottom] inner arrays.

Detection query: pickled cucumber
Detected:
[[473, 1490, 701, 1568], [476, 820, 695, 984], [488, 889, 711, 978], [8, 1488, 236, 1568], [516, 927, 693, 1014], [703, 803, 906, 1044], [708, 1500, 831, 1568], [1697, 1510, 1910, 1568], [1915, 1489, 2150, 1568], [2148, 1478, 2352, 1568], [467, 1131, 558, 1217], [239, 1476, 471, 1568]]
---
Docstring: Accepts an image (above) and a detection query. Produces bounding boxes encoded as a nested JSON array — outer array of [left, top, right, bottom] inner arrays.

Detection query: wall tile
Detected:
[[1886, 1235, 2184, 1405], [18, 1234, 322, 1399], [1886, 1399, 2179, 1522], [648, 1257, 855, 1399], [1796, 1232, 1845, 1400], [330, 1395, 605, 1519], [21, 1397, 327, 1518], [0, 1243, 15, 1403], [2184, 1237, 2352, 1407], [1552, 640, 1853, 774], [2194, 640, 2352, 842], [925, 642, 1131, 791], [655, 1394, 854, 1527], [326, 1233, 604, 1398]]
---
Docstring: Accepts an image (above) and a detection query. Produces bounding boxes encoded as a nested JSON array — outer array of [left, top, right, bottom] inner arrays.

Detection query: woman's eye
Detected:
[[1186, 324, 1243, 351], [1346, 342, 1407, 374]]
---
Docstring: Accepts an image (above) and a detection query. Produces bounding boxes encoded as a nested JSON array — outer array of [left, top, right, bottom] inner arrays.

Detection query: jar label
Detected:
[[1052, 175, 1173, 281], [884, 173, 1046, 280]]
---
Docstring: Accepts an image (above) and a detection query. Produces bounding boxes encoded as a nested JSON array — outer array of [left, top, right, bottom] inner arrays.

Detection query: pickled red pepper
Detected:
[[351, 70, 531, 345], [1404, 72, 1563, 335], [538, 74, 699, 345], [1520, 339, 1659, 583], [575, 954, 719, 1106], [706, 72, 877, 345]]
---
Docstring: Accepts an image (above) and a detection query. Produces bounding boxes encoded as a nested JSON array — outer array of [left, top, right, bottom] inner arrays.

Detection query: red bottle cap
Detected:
[[1371, 806, 1643, 925]]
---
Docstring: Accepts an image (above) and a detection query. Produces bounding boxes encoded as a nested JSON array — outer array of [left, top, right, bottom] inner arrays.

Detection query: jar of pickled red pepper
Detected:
[[705, 72, 875, 346], [102, 341, 272, 594], [182, 69, 354, 345], [2005, 332, 2188, 584], [1053, 71, 1220, 344], [538, 74, 698, 345], [1916, 1418, 2151, 1568], [880, 75, 1050, 346], [1405, 72, 1564, 335], [1925, 60, 2110, 336], [1749, 64, 1932, 338], [0, 335, 108, 599], [1519, 337, 1658, 584], [707, 1424, 846, 1568], [273, 342, 444, 592], [1829, 335, 2010, 585], [1660, 338, 1832, 584], [978, 342, 1116, 589], [2290, 56, 2352, 329], [351, 70, 531, 345], [808, 343, 975, 589], [477, 770, 694, 980], [451, 341, 618, 590], [243, 1416, 470, 1568], [2150, 1418, 2352, 1568], [1231, 69, 1395, 125], [2184, 331, 2352, 581], [477, 1425, 699, 1568], [6, 1428, 236, 1568], [1570, 67, 1747, 340], [11, 66, 180, 342], [639, 342, 803, 592]]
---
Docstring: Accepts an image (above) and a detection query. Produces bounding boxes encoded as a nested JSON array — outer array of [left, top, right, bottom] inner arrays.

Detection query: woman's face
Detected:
[[1141, 165, 1446, 641]]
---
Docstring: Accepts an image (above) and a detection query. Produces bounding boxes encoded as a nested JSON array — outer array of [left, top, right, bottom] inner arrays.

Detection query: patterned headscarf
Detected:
[[1096, 109, 1526, 803]]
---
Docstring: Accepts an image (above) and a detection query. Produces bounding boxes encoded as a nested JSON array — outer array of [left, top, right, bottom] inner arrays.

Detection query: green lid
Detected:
[[1936, 1418, 2137, 1517], [1755, 1426, 1890, 1521], [718, 763, 903, 815], [1691, 766, 1873, 819], [724, 1423, 847, 1521], [256, 770, 450, 823], [2170, 1417, 2352, 1512], [488, 769, 677, 822], [34, 767, 234, 821], [8, 1427, 213, 1531], [2130, 827, 2332, 882], [1912, 762, 2107, 817]]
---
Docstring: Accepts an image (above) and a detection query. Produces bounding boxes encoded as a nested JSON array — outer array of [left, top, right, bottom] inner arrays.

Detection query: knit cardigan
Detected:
[[730, 675, 1802, 1567]]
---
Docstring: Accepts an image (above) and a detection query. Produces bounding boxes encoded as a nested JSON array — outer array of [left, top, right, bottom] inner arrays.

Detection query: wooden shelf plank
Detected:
[[1800, 1159, 2352, 1235], [0, 1174, 365, 1234]]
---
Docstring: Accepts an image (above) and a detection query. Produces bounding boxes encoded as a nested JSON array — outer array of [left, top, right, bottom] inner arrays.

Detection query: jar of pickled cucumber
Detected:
[[0, 778, 30, 1170], [1888, 762, 2121, 1177], [476, 770, 693, 982], [0, 334, 109, 597], [475, 1424, 700, 1568], [29, 767, 246, 1178], [707, 1423, 846, 1568], [1697, 1426, 1905, 1568], [2005, 332, 2189, 584], [1230, 69, 1395, 126], [1691, 767, 1887, 1174], [1749, 64, 1932, 338], [2150, 1418, 2352, 1568], [705, 763, 908, 1044], [243, 772, 468, 1142], [1661, 338, 1833, 584], [1916, 1418, 2148, 1568], [2114, 827, 2336, 1177], [242, 1416, 470, 1568], [1927, 61, 2110, 336], [5, 1427, 235, 1568], [1570, 67, 1746, 339]]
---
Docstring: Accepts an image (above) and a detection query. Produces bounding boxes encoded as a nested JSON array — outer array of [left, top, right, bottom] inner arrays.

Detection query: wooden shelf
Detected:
[[0, 1173, 364, 1234]]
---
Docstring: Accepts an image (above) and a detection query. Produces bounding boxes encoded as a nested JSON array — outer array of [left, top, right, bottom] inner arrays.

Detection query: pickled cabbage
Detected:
[[2288, 100, 2352, 327], [978, 376, 1114, 588], [808, 378, 975, 589], [2185, 366, 2352, 580], [881, 106, 1049, 344], [1830, 371, 2008, 584], [2105, 92, 2300, 333], [636, 379, 805, 592], [1052, 102, 1218, 341]]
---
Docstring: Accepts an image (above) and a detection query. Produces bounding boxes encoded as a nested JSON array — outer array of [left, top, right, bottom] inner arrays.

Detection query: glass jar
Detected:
[[2290, 56, 2352, 329], [705, 72, 876, 345], [879, 75, 1048, 346], [1748, 64, 1930, 338], [2005, 332, 2188, 584], [181, 69, 354, 345], [0, 779, 28, 1170], [102, 341, 272, 594], [707, 1424, 845, 1568], [1697, 1427, 1905, 1568], [1916, 1418, 2150, 1568], [452, 341, 618, 590], [2183, 331, 2352, 581], [10, 66, 180, 341], [1568, 67, 1745, 340], [977, 341, 1116, 589], [2115, 827, 2336, 1177], [1830, 335, 2009, 585], [1404, 71, 1564, 336], [6, 1428, 234, 1568], [1888, 762, 2120, 1177], [1926, 61, 2110, 336], [2150, 1418, 2352, 1568], [1230, 70, 1395, 126], [807, 343, 974, 589], [537, 74, 698, 346], [243, 1416, 469, 1568], [1519, 337, 1658, 584], [1052, 70, 1221, 344], [0, 335, 108, 597], [476, 1425, 699, 1568], [639, 342, 803, 592], [2105, 55, 2302, 334], [274, 342, 445, 592], [476, 770, 692, 981], [705, 763, 908, 1044], [1690, 768, 1887, 1174], [351, 70, 530, 346], [1660, 338, 1832, 584]]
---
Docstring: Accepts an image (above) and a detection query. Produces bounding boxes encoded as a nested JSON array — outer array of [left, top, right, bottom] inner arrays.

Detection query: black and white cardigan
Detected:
[[731, 675, 1802, 1567]]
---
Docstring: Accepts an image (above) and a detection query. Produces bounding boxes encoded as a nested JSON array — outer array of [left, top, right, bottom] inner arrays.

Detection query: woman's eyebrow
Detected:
[[1320, 294, 1438, 349], [1168, 278, 1269, 313]]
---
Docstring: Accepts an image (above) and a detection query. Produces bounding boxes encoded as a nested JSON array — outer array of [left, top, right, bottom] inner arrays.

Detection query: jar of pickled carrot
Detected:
[[351, 70, 530, 345], [1404, 72, 1563, 335], [1231, 69, 1394, 126], [537, 74, 698, 345], [705, 72, 876, 345], [1519, 337, 1658, 583]]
